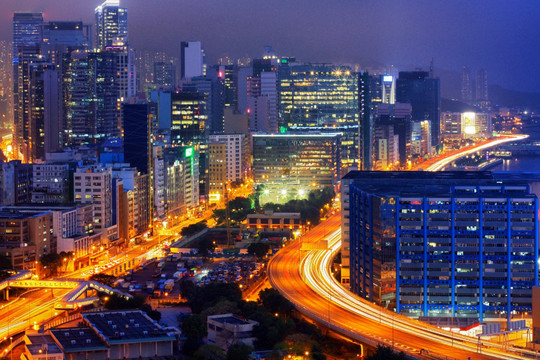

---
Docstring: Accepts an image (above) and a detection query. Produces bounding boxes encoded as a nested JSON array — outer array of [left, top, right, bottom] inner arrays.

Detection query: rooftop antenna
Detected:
[[430, 58, 434, 78]]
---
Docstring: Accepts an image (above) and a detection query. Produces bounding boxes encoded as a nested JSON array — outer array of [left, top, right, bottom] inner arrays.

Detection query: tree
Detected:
[[89, 273, 116, 287], [40, 253, 62, 276], [258, 288, 294, 315], [247, 242, 270, 258], [181, 314, 207, 354], [213, 196, 254, 227], [365, 345, 406, 360], [226, 343, 252, 360], [194, 344, 226, 360], [186, 283, 243, 314], [182, 221, 208, 237]]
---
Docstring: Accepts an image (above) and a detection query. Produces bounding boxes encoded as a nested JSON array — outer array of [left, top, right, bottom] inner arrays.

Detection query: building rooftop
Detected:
[[210, 315, 250, 325], [0, 209, 51, 220], [50, 327, 107, 352], [83, 310, 174, 344], [344, 171, 536, 199], [25, 334, 63, 356]]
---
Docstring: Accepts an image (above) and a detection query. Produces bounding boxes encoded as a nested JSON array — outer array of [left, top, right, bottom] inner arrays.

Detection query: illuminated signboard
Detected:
[[383, 75, 393, 82], [185, 147, 193, 158]]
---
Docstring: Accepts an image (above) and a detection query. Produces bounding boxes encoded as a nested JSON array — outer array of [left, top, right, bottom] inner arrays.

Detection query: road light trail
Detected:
[[269, 213, 537, 359]]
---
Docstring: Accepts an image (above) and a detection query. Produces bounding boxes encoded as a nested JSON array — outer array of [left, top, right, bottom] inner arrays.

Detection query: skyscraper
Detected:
[[154, 61, 176, 89], [12, 12, 43, 58], [278, 63, 359, 174], [396, 71, 441, 146], [65, 50, 119, 146], [12, 12, 43, 160], [180, 41, 205, 79], [476, 68, 488, 102], [461, 66, 472, 103], [95, 0, 128, 50]]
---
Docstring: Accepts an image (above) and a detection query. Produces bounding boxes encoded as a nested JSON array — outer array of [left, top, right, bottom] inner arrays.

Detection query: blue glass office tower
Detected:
[[396, 71, 440, 147], [342, 171, 538, 321]]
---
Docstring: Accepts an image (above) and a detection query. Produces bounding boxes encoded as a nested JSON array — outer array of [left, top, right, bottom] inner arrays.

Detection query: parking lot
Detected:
[[110, 253, 267, 301]]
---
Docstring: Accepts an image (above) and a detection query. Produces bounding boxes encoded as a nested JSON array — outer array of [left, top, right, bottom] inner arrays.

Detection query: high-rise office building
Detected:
[[65, 50, 119, 146], [14, 45, 42, 160], [461, 66, 473, 103], [95, 0, 128, 50], [12, 12, 43, 58], [182, 73, 224, 134], [341, 171, 538, 322], [253, 133, 340, 203], [215, 64, 238, 109], [154, 61, 176, 89], [122, 102, 150, 174], [180, 41, 205, 79], [278, 64, 359, 174], [476, 68, 488, 102], [13, 12, 44, 160], [396, 71, 441, 147]]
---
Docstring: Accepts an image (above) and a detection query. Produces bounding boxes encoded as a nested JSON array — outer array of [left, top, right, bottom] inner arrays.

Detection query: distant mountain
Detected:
[[436, 67, 540, 110], [441, 98, 477, 113]]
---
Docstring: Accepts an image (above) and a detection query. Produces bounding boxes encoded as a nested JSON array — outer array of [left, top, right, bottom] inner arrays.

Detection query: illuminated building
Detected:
[[0, 160, 32, 206], [411, 120, 432, 157], [74, 165, 113, 236], [181, 41, 205, 79], [247, 95, 270, 132], [65, 50, 119, 146], [441, 112, 492, 140], [208, 141, 226, 204], [246, 211, 301, 230], [0, 209, 54, 270], [12, 12, 43, 159], [278, 64, 359, 174], [32, 163, 71, 203], [41, 21, 91, 51], [476, 69, 488, 102], [461, 66, 473, 103], [12, 12, 43, 58], [154, 60, 176, 89], [215, 64, 238, 109], [162, 146, 200, 217], [182, 73, 224, 133], [253, 133, 340, 203], [373, 103, 412, 170], [342, 171, 538, 321], [95, 0, 128, 50], [396, 71, 441, 146], [209, 133, 249, 183]]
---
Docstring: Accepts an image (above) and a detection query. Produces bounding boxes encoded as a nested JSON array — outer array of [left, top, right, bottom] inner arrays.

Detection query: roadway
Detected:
[[268, 213, 537, 360], [418, 134, 528, 172]]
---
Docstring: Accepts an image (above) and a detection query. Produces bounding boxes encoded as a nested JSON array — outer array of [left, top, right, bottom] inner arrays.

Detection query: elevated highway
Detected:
[[268, 213, 536, 359]]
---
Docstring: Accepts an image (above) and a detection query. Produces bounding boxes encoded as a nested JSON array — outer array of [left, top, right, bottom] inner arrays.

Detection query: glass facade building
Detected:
[[341, 171, 538, 321], [253, 133, 340, 203], [278, 64, 359, 174], [95, 0, 128, 50]]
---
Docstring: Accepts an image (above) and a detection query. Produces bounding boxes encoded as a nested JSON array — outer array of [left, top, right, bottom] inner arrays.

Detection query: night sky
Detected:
[[1, 0, 539, 93]]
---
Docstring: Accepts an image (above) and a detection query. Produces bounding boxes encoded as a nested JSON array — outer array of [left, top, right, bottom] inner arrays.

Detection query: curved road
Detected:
[[268, 213, 535, 360]]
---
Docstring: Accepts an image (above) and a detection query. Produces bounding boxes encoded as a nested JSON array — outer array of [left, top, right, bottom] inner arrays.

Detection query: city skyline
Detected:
[[0, 0, 538, 93]]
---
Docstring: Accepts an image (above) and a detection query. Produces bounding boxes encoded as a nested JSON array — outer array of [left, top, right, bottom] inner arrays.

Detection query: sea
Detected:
[[490, 127, 540, 172]]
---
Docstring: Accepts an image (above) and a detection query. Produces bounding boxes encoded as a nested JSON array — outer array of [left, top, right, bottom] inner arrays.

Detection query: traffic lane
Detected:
[[268, 229, 498, 360]]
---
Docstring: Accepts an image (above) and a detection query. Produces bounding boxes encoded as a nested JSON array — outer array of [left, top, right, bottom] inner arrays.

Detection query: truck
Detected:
[[164, 279, 174, 292], [146, 281, 155, 292]]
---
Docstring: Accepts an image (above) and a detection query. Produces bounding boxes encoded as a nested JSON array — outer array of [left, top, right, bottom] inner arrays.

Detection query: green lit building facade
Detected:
[[252, 133, 340, 203]]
